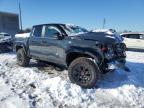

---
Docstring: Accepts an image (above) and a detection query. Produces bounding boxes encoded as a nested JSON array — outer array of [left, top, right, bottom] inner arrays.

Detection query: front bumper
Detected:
[[104, 43, 126, 62], [102, 43, 130, 72]]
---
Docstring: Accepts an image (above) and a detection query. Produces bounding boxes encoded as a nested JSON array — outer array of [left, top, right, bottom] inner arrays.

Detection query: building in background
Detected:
[[0, 11, 19, 35]]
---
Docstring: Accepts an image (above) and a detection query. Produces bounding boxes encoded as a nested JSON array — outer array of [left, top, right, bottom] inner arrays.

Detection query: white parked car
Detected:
[[0, 32, 14, 51], [121, 33, 144, 50], [0, 32, 13, 44]]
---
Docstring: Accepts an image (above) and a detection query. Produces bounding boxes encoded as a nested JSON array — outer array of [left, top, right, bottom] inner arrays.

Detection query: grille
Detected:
[[113, 43, 126, 58], [114, 43, 126, 52]]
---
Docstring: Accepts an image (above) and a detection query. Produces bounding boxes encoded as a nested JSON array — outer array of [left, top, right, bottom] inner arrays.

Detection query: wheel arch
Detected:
[[15, 44, 27, 55], [66, 49, 104, 67]]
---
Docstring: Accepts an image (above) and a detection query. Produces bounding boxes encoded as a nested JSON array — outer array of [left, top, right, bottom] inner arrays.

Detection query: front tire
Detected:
[[17, 48, 30, 67], [68, 57, 100, 88]]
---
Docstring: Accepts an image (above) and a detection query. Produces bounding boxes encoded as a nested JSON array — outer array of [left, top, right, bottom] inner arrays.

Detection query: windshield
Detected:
[[60, 24, 89, 36]]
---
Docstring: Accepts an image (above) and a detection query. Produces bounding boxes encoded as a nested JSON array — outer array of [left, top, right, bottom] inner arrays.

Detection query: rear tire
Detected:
[[68, 57, 100, 88], [17, 49, 30, 67]]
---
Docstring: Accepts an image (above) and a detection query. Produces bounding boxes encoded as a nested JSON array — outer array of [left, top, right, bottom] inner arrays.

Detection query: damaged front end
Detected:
[[99, 33, 130, 73]]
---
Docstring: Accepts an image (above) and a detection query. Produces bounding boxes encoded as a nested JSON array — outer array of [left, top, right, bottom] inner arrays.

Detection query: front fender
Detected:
[[66, 46, 104, 65], [14, 42, 28, 55]]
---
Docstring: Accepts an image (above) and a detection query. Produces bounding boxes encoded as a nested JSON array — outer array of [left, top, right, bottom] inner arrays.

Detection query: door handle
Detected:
[[41, 40, 47, 43], [31, 40, 35, 43]]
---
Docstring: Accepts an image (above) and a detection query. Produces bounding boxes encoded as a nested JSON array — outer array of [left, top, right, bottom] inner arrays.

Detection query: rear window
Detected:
[[4, 34, 10, 36], [0, 34, 10, 37], [32, 26, 42, 37]]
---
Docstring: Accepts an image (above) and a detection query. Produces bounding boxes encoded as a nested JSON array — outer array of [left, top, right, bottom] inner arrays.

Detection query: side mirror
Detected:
[[54, 32, 64, 40]]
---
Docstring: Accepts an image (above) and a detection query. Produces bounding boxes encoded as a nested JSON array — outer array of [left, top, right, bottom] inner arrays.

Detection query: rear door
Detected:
[[29, 25, 43, 58]]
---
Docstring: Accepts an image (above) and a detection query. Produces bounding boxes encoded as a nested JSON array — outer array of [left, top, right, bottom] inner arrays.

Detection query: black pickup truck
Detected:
[[14, 24, 127, 88]]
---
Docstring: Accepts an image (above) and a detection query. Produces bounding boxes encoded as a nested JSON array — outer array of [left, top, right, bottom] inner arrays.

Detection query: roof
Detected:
[[33, 23, 65, 27], [120, 32, 144, 35]]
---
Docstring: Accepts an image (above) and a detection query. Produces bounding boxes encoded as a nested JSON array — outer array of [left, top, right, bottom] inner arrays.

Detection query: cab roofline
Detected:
[[33, 23, 65, 27]]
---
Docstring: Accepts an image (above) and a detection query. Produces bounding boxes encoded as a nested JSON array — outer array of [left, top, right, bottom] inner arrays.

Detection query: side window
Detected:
[[44, 26, 60, 38], [4, 34, 10, 37], [121, 34, 127, 38], [140, 34, 144, 40], [127, 34, 140, 39], [122, 34, 130, 38], [33, 26, 42, 37]]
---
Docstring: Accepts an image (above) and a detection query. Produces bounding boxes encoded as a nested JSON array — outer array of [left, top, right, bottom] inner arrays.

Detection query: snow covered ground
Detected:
[[0, 51, 144, 108]]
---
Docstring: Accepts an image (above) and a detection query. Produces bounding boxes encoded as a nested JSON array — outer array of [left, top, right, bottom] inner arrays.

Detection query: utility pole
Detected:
[[19, 1, 23, 31], [103, 18, 106, 29]]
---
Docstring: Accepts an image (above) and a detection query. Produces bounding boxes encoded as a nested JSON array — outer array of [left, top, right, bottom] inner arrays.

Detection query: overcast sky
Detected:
[[0, 0, 144, 31]]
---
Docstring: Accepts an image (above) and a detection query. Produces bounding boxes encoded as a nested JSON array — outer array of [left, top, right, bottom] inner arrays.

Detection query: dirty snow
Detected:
[[0, 77, 27, 108], [0, 51, 144, 108]]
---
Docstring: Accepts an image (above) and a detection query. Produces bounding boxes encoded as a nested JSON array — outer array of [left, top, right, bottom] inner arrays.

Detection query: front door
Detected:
[[41, 25, 66, 65]]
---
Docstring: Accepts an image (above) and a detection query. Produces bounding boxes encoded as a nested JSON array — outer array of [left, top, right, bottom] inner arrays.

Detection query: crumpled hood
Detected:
[[74, 32, 123, 44]]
